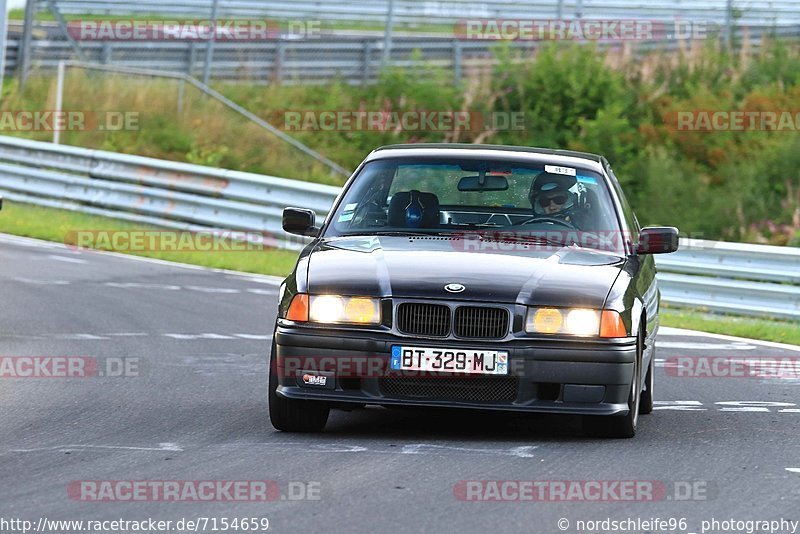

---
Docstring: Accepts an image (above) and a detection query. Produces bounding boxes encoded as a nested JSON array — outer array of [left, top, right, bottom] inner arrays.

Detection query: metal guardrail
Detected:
[[655, 240, 800, 319], [0, 134, 797, 319], [20, 26, 800, 84], [0, 135, 341, 248], [36, 0, 800, 28]]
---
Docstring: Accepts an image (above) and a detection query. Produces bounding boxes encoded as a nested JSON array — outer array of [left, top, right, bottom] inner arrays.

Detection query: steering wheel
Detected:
[[515, 216, 577, 229]]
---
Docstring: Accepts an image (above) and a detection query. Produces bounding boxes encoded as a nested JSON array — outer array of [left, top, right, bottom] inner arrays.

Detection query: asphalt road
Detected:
[[1, 233, 799, 534]]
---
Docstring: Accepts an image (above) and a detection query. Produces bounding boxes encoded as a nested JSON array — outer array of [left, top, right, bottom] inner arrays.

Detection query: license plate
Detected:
[[390, 345, 508, 375]]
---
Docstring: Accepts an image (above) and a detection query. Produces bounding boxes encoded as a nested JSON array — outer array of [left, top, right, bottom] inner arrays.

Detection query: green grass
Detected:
[[0, 201, 299, 277], [661, 308, 800, 346]]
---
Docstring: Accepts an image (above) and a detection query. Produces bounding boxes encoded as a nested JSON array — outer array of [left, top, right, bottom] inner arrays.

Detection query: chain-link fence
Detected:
[[10, 0, 800, 86]]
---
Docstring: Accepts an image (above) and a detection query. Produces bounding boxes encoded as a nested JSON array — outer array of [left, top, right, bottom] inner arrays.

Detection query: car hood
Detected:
[[306, 235, 626, 308]]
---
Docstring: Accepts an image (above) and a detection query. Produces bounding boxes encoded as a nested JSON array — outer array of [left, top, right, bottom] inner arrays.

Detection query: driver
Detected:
[[528, 172, 578, 223]]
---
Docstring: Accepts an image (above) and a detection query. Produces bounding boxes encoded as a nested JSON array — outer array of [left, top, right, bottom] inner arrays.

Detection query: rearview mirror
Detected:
[[282, 207, 318, 236], [637, 226, 679, 254], [458, 175, 509, 192]]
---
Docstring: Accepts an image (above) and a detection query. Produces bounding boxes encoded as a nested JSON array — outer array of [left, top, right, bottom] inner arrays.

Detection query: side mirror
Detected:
[[282, 207, 318, 236], [637, 226, 679, 254]]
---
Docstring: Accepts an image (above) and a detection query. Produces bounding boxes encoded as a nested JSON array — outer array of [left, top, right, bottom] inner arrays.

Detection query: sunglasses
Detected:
[[538, 193, 568, 208]]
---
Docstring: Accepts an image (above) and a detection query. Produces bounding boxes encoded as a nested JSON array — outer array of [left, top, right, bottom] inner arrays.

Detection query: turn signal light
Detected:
[[599, 310, 627, 338], [286, 293, 309, 322]]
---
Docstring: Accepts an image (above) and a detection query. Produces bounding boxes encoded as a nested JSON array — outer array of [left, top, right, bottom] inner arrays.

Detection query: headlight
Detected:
[[525, 307, 601, 337], [308, 295, 381, 325]]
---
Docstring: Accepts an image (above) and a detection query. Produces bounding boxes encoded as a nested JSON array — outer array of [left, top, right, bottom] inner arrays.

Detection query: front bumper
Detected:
[[273, 327, 637, 416]]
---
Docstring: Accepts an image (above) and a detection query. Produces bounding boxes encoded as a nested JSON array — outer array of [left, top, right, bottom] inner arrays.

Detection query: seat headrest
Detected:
[[387, 190, 440, 228]]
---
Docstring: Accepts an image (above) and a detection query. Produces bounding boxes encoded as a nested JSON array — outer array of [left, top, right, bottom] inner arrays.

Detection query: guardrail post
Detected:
[[274, 40, 285, 84], [187, 42, 197, 76], [724, 0, 734, 50], [18, 0, 36, 88], [362, 40, 373, 85], [177, 79, 185, 115], [381, 0, 395, 68], [202, 0, 220, 85], [0, 0, 8, 94], [54, 61, 65, 144], [101, 42, 112, 64], [453, 39, 462, 85]]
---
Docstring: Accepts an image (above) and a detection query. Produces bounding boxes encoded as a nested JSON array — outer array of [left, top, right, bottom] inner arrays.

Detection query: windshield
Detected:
[[324, 157, 624, 252]]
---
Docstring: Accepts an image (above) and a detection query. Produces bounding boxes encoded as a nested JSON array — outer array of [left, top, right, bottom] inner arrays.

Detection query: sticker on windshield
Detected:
[[577, 175, 597, 185], [338, 212, 354, 222], [343, 203, 358, 212], [545, 165, 577, 176]]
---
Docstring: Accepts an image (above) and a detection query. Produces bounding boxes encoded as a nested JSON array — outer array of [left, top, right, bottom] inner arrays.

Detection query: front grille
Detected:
[[396, 302, 450, 337], [380, 376, 518, 403], [454, 306, 509, 339]]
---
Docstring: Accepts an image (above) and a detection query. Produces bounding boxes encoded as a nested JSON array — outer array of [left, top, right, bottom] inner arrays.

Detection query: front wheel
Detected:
[[583, 330, 642, 438], [268, 342, 329, 432]]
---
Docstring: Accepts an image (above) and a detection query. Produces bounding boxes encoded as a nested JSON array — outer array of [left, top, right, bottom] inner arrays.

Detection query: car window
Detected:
[[326, 156, 623, 252], [389, 164, 535, 207]]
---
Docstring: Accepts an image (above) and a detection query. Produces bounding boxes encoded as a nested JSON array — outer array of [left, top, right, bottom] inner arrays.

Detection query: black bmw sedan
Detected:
[[270, 144, 678, 438]]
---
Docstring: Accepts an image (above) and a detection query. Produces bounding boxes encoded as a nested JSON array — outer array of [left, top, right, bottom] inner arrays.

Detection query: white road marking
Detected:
[[234, 276, 282, 286], [654, 400, 800, 413], [786, 468, 800, 473], [185, 286, 241, 294], [654, 400, 707, 411], [657, 341, 755, 350], [163, 333, 237, 339], [13, 277, 70, 285], [246, 288, 277, 295], [104, 332, 149, 337], [235, 442, 537, 457], [8, 332, 269, 340], [47, 254, 88, 264], [659, 327, 800, 353], [105, 282, 181, 291], [104, 281, 270, 295], [52, 333, 110, 340], [0, 234, 64, 249], [310, 444, 369, 453], [8, 443, 183, 453], [0, 233, 285, 283], [401, 444, 538, 458]]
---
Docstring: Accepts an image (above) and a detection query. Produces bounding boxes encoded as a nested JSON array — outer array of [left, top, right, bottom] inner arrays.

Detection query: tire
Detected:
[[268, 342, 329, 432], [640, 340, 655, 415], [583, 329, 642, 439]]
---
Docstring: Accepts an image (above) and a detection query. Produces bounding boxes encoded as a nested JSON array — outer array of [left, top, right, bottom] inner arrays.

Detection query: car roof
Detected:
[[367, 143, 607, 173]]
